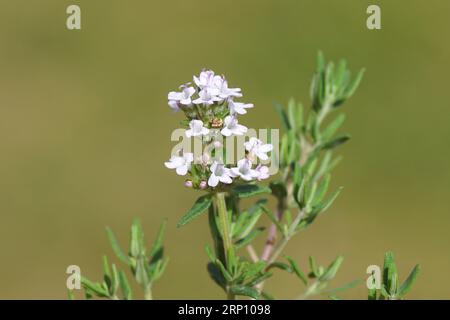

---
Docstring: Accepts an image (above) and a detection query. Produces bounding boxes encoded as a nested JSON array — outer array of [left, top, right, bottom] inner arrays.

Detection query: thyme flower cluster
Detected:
[[165, 70, 273, 190]]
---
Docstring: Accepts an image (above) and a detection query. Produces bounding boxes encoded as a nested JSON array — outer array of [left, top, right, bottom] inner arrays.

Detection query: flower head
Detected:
[[185, 120, 209, 138], [228, 100, 253, 115], [193, 87, 221, 105], [208, 160, 233, 187], [244, 137, 273, 161], [168, 86, 195, 106], [217, 79, 242, 99], [164, 152, 194, 176], [230, 158, 259, 181], [193, 70, 218, 89], [220, 116, 248, 137]]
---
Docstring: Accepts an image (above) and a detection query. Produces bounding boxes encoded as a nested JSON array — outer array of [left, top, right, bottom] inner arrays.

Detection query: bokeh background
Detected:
[[1, 0, 449, 299]]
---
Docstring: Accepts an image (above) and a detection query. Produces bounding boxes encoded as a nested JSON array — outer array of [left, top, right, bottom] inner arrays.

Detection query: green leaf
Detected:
[[102, 255, 111, 280], [309, 256, 319, 278], [207, 262, 226, 289], [321, 135, 351, 150], [232, 184, 271, 198], [81, 276, 109, 298], [215, 259, 233, 282], [312, 186, 343, 215], [247, 272, 273, 287], [233, 199, 266, 239], [241, 261, 266, 279], [325, 279, 362, 294], [285, 256, 308, 285], [106, 227, 130, 264], [135, 257, 149, 287], [287, 98, 297, 131], [261, 291, 275, 300], [267, 262, 292, 273], [319, 256, 344, 281], [273, 102, 291, 131], [261, 206, 284, 233], [312, 174, 331, 206], [344, 68, 365, 99], [118, 270, 132, 300], [383, 251, 398, 296], [322, 113, 346, 141], [317, 51, 325, 73], [397, 265, 421, 298], [234, 227, 265, 249], [111, 264, 119, 295], [205, 244, 216, 262], [177, 195, 213, 227], [129, 219, 144, 258], [334, 59, 348, 88], [149, 219, 167, 262], [230, 285, 260, 299]]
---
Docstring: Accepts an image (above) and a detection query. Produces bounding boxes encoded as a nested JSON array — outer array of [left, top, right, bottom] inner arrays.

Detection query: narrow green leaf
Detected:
[[268, 262, 292, 273], [207, 262, 226, 289], [334, 59, 348, 88], [322, 135, 351, 150], [235, 200, 265, 239], [319, 256, 344, 281], [232, 184, 271, 198], [247, 272, 273, 287], [296, 103, 304, 131], [118, 270, 132, 300], [397, 265, 421, 298], [309, 256, 319, 278], [234, 227, 265, 249], [230, 285, 260, 299], [135, 257, 149, 287], [129, 219, 143, 258], [215, 259, 233, 282], [149, 219, 167, 259], [111, 264, 119, 295], [177, 195, 213, 227], [261, 291, 275, 300], [312, 186, 343, 215], [322, 113, 346, 141], [273, 102, 291, 131], [288, 98, 297, 131], [325, 279, 362, 294], [312, 174, 331, 206], [285, 256, 308, 285], [81, 276, 109, 298], [383, 251, 398, 295], [105, 227, 130, 264], [102, 255, 111, 280], [261, 206, 284, 233], [344, 68, 365, 99]]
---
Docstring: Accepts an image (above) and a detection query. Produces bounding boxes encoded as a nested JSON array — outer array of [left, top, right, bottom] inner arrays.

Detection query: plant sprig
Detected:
[[73, 219, 168, 300]]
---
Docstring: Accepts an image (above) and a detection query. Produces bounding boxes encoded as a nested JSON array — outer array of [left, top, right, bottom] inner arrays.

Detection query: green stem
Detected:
[[227, 290, 236, 300], [215, 192, 234, 268], [144, 286, 153, 300], [215, 192, 235, 300]]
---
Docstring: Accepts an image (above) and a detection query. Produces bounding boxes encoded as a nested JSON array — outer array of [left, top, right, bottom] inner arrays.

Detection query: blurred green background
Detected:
[[1, 0, 449, 299]]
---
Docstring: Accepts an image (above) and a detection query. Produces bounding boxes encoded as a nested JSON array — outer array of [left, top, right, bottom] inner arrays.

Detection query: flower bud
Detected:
[[184, 180, 193, 188], [213, 141, 222, 149], [199, 181, 208, 189]]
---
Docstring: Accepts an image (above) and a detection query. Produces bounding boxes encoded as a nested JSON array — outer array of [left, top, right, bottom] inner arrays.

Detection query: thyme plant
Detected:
[[74, 52, 420, 300]]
